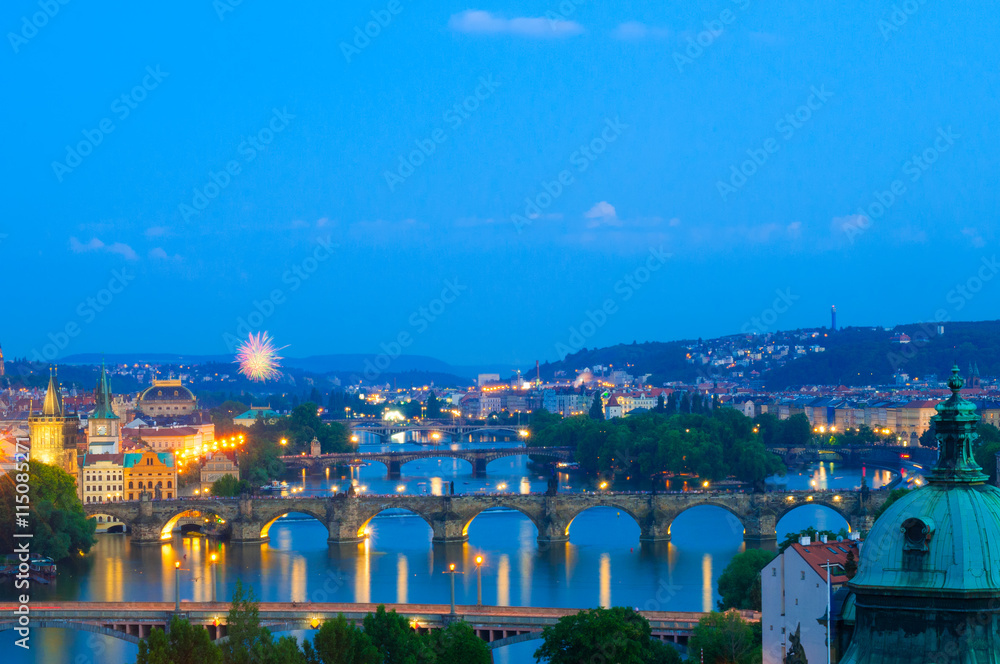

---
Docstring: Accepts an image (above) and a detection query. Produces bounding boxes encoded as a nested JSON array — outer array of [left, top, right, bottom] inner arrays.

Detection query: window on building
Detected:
[[800, 571, 805, 580], [128, 481, 133, 489], [167, 481, 172, 488]]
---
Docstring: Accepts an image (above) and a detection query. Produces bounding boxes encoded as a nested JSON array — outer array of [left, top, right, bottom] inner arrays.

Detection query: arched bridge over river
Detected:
[[279, 446, 574, 478], [83, 489, 886, 545], [0, 601, 757, 650]]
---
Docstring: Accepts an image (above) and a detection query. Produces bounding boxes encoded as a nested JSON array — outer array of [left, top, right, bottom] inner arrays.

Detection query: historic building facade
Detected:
[[124, 450, 177, 500], [137, 378, 197, 417]]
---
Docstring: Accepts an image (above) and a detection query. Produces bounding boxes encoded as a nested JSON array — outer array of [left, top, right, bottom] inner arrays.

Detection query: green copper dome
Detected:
[[841, 366, 1000, 663]]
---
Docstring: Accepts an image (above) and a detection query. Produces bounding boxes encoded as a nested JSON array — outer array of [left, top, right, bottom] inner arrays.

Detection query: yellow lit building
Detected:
[[28, 368, 80, 480], [124, 450, 177, 500]]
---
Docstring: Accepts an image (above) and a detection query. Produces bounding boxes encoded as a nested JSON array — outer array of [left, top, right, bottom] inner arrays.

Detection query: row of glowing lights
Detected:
[[813, 426, 894, 435], [178, 435, 245, 464]]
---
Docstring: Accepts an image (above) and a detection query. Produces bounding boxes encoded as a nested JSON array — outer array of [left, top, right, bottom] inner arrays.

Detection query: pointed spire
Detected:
[[41, 365, 63, 417], [928, 365, 987, 484], [92, 361, 118, 420]]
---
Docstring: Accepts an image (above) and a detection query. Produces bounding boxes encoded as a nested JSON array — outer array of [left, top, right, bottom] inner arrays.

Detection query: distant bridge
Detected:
[[347, 422, 528, 441], [0, 601, 756, 649], [279, 446, 574, 478], [771, 444, 937, 466], [82, 489, 886, 546]]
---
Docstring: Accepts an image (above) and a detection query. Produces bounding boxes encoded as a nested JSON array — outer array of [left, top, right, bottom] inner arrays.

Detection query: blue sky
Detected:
[[4, 1, 1000, 367]]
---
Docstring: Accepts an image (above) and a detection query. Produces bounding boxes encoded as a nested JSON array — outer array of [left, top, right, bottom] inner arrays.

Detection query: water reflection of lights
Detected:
[[497, 554, 510, 606], [599, 553, 611, 609], [701, 554, 713, 613], [396, 554, 408, 604], [519, 477, 531, 495]]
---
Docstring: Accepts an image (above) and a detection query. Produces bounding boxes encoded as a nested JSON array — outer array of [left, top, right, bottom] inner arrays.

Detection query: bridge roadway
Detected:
[[83, 488, 886, 545], [279, 446, 574, 478], [0, 601, 756, 649]]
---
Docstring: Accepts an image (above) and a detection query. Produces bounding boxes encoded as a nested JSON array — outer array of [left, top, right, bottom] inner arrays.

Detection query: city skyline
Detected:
[[6, 1, 1000, 366]]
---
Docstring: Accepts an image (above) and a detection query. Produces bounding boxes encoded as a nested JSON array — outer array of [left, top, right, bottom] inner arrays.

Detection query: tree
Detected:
[[974, 422, 1000, 483], [687, 611, 761, 664], [303, 614, 379, 664], [425, 393, 442, 419], [717, 549, 776, 611], [211, 474, 252, 497], [137, 615, 223, 664], [534, 607, 681, 664], [221, 580, 274, 664], [0, 460, 96, 562], [362, 605, 424, 664], [655, 394, 666, 412], [844, 549, 858, 579], [589, 393, 605, 420], [425, 621, 491, 664], [781, 414, 813, 447]]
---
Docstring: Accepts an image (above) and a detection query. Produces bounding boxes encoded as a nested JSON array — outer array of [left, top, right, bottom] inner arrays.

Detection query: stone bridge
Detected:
[[349, 422, 528, 441], [0, 601, 746, 650], [83, 489, 886, 546], [279, 446, 574, 478]]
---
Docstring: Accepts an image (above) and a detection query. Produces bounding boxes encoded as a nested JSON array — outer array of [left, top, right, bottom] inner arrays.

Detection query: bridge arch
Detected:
[[461, 504, 542, 538], [259, 507, 331, 540], [158, 505, 233, 540], [0, 621, 144, 644], [397, 455, 476, 476], [666, 502, 749, 539], [774, 499, 853, 540], [356, 507, 436, 540], [563, 503, 644, 539]]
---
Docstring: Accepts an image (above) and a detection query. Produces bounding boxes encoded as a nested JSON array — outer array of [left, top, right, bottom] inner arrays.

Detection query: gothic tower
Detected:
[[87, 362, 120, 454], [28, 367, 80, 479]]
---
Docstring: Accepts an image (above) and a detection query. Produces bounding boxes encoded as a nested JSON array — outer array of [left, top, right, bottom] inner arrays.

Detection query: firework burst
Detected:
[[235, 331, 287, 381]]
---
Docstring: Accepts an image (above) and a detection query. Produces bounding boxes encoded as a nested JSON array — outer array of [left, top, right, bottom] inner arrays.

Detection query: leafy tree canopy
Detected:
[[717, 549, 777, 611], [534, 607, 682, 664], [0, 461, 96, 561]]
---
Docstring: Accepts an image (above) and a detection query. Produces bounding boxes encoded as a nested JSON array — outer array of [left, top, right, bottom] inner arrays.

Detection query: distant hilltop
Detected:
[[533, 320, 1000, 390]]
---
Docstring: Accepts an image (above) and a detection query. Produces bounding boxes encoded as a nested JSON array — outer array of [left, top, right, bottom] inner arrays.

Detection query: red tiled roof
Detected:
[[790, 539, 861, 584]]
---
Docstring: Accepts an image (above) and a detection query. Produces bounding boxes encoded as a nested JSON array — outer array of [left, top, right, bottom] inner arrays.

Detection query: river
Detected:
[[4, 437, 921, 664]]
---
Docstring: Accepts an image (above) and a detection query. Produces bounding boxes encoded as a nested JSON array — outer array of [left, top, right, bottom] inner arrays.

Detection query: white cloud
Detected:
[[149, 247, 182, 261], [70, 237, 105, 253], [584, 201, 621, 228], [962, 227, 986, 248], [612, 21, 671, 40], [448, 10, 584, 38], [70, 236, 138, 261]]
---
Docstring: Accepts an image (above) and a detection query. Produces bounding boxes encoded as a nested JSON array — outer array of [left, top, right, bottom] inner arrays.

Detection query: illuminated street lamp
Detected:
[[174, 561, 182, 612], [444, 563, 459, 615], [475, 555, 484, 606], [280, 438, 288, 447], [209, 553, 218, 603]]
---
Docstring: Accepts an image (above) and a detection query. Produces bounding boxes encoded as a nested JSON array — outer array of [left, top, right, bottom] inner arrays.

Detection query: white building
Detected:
[[79, 452, 126, 531], [761, 534, 861, 664]]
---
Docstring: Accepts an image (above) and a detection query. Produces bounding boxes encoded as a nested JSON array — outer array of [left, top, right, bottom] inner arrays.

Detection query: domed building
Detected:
[[840, 366, 1000, 662], [137, 378, 197, 417]]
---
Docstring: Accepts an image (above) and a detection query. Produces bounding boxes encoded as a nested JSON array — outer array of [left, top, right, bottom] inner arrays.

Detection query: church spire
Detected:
[[928, 365, 988, 484], [92, 361, 117, 419], [41, 366, 63, 417]]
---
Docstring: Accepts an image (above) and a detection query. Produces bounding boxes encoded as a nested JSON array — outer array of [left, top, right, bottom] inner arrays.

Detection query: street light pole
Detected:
[[475, 555, 483, 606], [444, 563, 458, 615], [174, 561, 181, 612], [210, 553, 217, 603]]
